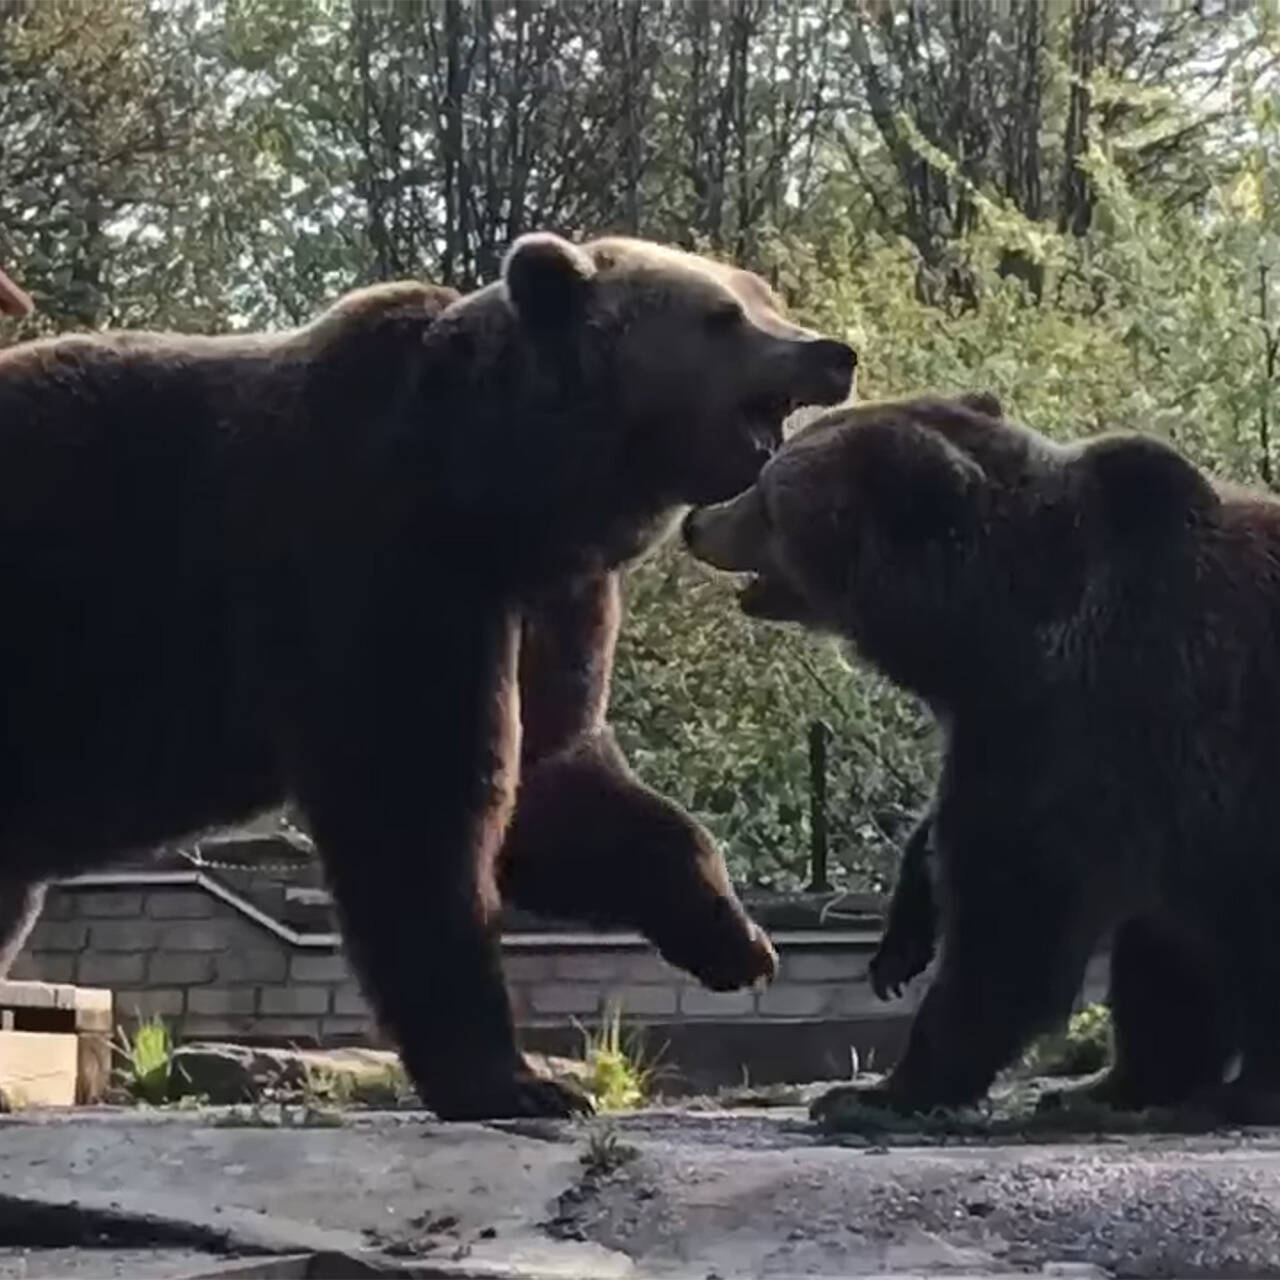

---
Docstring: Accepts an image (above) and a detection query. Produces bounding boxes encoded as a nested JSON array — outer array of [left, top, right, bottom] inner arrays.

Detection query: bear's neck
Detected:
[[405, 307, 685, 582]]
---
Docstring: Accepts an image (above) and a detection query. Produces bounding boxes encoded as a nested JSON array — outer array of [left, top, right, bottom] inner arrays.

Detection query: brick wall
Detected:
[[13, 881, 377, 1045], [13, 875, 1110, 1091], [505, 940, 885, 1023]]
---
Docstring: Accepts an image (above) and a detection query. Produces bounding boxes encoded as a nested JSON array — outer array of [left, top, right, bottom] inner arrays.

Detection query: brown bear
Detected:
[[0, 233, 854, 1119], [684, 391, 1280, 1122]]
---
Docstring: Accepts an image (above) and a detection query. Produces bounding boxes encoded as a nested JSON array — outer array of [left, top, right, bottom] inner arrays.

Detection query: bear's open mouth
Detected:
[[740, 393, 798, 456]]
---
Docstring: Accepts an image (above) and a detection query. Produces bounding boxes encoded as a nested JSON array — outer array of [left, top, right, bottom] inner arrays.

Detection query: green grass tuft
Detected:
[[1021, 1003, 1112, 1078], [112, 1015, 179, 1106], [575, 999, 664, 1113]]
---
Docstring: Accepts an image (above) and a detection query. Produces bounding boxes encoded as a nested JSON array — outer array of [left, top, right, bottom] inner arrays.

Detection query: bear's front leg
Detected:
[[516, 567, 620, 760], [291, 594, 589, 1121], [501, 569, 777, 990], [813, 826, 1104, 1122], [868, 813, 938, 1001]]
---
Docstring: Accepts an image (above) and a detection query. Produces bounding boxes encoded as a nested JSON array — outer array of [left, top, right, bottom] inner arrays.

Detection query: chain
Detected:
[[179, 850, 317, 874], [176, 823, 317, 876]]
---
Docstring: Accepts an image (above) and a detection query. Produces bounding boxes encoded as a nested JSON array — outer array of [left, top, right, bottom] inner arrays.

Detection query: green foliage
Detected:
[[113, 1014, 178, 1105], [614, 545, 931, 888], [579, 1123, 641, 1178], [574, 1001, 661, 1113], [1023, 1003, 1114, 1079]]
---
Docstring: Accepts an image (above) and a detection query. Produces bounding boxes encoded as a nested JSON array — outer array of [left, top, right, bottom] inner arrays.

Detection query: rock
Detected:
[[170, 1043, 411, 1106], [527, 1053, 593, 1087], [170, 1043, 590, 1107]]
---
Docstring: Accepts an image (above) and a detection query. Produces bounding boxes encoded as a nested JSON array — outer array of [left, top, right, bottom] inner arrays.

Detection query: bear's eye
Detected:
[[705, 300, 744, 332]]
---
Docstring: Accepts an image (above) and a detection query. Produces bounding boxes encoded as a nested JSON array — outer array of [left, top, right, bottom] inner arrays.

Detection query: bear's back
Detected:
[[0, 331, 285, 871]]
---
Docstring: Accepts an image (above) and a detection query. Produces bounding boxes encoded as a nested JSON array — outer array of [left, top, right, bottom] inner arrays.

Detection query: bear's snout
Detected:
[[801, 338, 857, 407], [682, 491, 768, 572]]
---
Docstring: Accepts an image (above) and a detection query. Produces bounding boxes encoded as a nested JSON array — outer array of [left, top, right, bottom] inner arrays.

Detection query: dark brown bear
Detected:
[[684, 392, 1280, 1122], [0, 233, 854, 1119]]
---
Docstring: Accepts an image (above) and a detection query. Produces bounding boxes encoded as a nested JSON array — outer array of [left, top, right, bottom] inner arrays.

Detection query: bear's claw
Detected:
[[867, 934, 933, 1001], [428, 1070, 594, 1122]]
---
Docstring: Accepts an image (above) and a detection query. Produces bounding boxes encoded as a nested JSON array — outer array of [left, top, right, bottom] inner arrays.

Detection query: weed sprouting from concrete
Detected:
[[112, 1015, 180, 1106], [573, 999, 667, 1113], [1021, 1003, 1112, 1078], [580, 1122, 640, 1178]]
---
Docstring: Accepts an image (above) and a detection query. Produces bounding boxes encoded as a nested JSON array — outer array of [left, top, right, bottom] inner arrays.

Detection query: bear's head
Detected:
[[683, 393, 1219, 705], [422, 234, 856, 570]]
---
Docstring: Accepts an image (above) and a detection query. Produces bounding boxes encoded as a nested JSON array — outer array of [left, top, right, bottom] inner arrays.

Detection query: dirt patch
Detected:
[[550, 1111, 1280, 1277]]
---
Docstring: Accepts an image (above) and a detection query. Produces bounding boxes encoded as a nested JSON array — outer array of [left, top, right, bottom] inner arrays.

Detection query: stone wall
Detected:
[[13, 873, 1109, 1093], [12, 876, 376, 1045]]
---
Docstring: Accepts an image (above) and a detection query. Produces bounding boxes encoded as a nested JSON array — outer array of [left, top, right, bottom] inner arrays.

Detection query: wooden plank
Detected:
[[0, 980, 112, 1032], [0, 1029, 79, 1107]]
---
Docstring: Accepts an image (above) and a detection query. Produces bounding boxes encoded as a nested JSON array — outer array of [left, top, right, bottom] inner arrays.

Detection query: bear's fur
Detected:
[[501, 569, 777, 991], [866, 815, 937, 1001], [866, 391, 1005, 1003], [684, 392, 1280, 1121], [0, 233, 852, 1119]]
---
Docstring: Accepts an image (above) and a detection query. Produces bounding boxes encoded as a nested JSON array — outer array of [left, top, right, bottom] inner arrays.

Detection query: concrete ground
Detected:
[[3, 1105, 1280, 1278]]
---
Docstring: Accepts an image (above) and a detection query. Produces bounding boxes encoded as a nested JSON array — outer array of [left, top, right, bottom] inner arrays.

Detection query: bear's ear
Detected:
[[860, 422, 984, 543], [1079, 433, 1217, 541], [502, 232, 596, 330], [957, 390, 1003, 418]]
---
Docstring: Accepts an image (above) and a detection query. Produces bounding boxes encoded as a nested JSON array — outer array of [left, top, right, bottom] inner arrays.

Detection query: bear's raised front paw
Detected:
[[867, 931, 933, 1001], [428, 1068, 594, 1121]]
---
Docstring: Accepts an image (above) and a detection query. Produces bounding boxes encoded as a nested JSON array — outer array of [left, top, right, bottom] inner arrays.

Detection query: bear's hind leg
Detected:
[[1212, 945, 1280, 1124], [1040, 917, 1231, 1114]]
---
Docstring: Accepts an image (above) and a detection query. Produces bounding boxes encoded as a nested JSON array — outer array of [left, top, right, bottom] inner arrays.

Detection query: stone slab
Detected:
[[4, 1107, 1280, 1276], [0, 1109, 626, 1277], [0, 1247, 230, 1278]]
